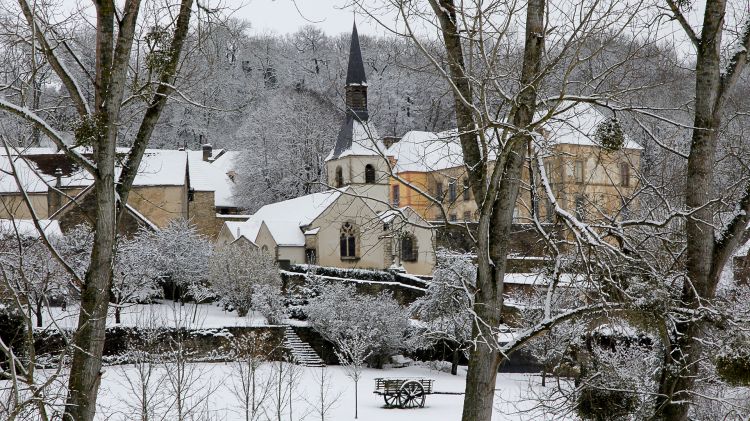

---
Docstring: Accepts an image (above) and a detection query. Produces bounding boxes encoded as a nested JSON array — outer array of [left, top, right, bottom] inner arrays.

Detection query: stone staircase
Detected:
[[283, 326, 325, 367]]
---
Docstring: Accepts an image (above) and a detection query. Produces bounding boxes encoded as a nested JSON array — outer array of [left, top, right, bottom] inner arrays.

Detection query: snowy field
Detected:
[[35, 300, 269, 330], [93, 363, 571, 421]]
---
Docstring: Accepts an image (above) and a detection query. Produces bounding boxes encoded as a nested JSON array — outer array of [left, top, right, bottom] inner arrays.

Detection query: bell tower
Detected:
[[325, 21, 389, 211], [344, 22, 368, 120]]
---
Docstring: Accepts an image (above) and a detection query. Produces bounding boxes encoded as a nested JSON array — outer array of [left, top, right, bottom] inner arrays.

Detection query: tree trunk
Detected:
[[655, 1, 726, 419], [115, 305, 121, 325], [447, 0, 544, 419], [354, 379, 358, 419], [451, 348, 460, 375], [64, 182, 117, 421], [35, 302, 42, 328]]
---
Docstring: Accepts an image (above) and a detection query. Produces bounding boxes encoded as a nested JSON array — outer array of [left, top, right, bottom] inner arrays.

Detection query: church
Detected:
[[217, 23, 438, 276]]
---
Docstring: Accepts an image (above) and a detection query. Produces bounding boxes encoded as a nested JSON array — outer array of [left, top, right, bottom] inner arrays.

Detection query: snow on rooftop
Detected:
[[540, 102, 643, 150], [387, 129, 467, 173], [0, 154, 51, 193], [326, 118, 386, 161], [387, 102, 642, 174], [234, 189, 343, 246], [187, 150, 238, 208], [0, 147, 188, 194], [0, 219, 62, 239]]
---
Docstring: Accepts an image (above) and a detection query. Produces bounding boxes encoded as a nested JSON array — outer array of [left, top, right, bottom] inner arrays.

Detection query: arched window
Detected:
[[401, 234, 418, 262], [364, 164, 376, 184], [340, 222, 358, 259], [335, 166, 344, 188], [261, 245, 269, 253]]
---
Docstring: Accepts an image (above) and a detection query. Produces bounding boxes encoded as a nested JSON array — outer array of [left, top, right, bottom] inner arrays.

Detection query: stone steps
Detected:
[[283, 326, 325, 367]]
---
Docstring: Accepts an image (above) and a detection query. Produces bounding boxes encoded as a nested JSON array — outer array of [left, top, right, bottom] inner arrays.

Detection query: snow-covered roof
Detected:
[[326, 117, 386, 161], [540, 102, 643, 150], [0, 219, 62, 238], [387, 129, 467, 172], [0, 153, 51, 193], [233, 189, 343, 246], [0, 147, 188, 194], [387, 102, 642, 174], [187, 150, 238, 208]]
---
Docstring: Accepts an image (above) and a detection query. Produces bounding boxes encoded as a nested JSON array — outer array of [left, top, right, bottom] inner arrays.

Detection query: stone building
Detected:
[[386, 103, 642, 224], [0, 146, 241, 238], [218, 23, 437, 275]]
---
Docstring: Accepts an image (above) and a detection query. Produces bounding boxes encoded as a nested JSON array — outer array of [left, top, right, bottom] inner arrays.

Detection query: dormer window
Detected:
[[365, 164, 376, 184]]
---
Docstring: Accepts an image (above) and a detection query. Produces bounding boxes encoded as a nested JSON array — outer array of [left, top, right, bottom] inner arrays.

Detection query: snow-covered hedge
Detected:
[[288, 264, 395, 283]]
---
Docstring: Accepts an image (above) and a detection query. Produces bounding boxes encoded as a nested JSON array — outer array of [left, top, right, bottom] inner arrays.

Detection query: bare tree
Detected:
[[0, 1, 202, 418], [303, 366, 342, 421], [228, 332, 278, 421], [209, 244, 282, 317], [646, 2, 750, 418]]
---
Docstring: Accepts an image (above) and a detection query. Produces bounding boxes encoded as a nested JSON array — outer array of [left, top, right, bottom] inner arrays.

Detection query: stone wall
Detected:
[[34, 325, 287, 364], [281, 270, 426, 307], [188, 190, 220, 238]]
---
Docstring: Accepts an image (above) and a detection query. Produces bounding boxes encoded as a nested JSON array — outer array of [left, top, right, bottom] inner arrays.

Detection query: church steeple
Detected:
[[345, 22, 368, 120]]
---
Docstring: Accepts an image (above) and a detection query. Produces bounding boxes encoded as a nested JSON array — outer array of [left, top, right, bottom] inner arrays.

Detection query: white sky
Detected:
[[232, 0, 391, 36]]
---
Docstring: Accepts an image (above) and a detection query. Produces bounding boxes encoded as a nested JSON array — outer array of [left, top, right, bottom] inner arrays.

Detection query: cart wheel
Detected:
[[384, 393, 398, 407], [398, 380, 425, 408]]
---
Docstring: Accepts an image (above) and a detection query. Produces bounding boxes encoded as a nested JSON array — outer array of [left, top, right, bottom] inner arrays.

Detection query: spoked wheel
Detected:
[[397, 380, 425, 408], [383, 393, 398, 407]]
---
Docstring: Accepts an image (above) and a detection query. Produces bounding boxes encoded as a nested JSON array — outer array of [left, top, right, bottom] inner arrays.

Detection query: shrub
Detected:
[[595, 117, 625, 151], [576, 387, 639, 420]]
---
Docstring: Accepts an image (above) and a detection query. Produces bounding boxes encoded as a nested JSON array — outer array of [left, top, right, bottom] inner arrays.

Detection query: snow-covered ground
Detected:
[[94, 363, 571, 421], [36, 301, 269, 330]]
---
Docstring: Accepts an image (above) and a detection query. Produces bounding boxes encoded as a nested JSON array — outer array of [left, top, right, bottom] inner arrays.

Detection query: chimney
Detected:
[[383, 136, 401, 149], [202, 143, 213, 162], [48, 168, 63, 215]]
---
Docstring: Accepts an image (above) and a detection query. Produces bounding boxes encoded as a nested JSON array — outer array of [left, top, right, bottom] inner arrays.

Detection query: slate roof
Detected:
[[345, 22, 367, 86], [326, 116, 385, 161]]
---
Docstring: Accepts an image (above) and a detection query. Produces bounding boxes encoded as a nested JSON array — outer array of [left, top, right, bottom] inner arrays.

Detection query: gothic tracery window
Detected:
[[401, 234, 418, 262], [340, 222, 358, 259]]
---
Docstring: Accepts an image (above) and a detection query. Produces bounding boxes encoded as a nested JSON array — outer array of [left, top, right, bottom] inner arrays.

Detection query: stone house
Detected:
[[217, 22, 437, 275], [0, 146, 241, 238], [386, 102, 643, 224]]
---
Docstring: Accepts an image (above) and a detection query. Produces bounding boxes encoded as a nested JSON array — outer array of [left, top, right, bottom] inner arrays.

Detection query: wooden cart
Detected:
[[373, 377, 434, 408]]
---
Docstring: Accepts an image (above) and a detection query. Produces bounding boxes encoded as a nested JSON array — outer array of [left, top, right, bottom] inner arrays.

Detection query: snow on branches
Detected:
[[209, 243, 283, 319]]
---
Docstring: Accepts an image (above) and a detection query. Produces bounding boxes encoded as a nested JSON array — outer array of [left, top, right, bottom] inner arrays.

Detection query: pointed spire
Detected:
[[346, 22, 367, 86]]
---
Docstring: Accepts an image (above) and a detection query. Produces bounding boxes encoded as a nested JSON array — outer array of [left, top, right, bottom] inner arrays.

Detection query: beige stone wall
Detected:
[[216, 224, 235, 246], [127, 185, 188, 228], [326, 155, 390, 211], [312, 193, 388, 271], [398, 211, 437, 276], [188, 190, 220, 238], [397, 144, 641, 224], [0, 194, 49, 219], [541, 144, 641, 223], [254, 222, 278, 255]]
